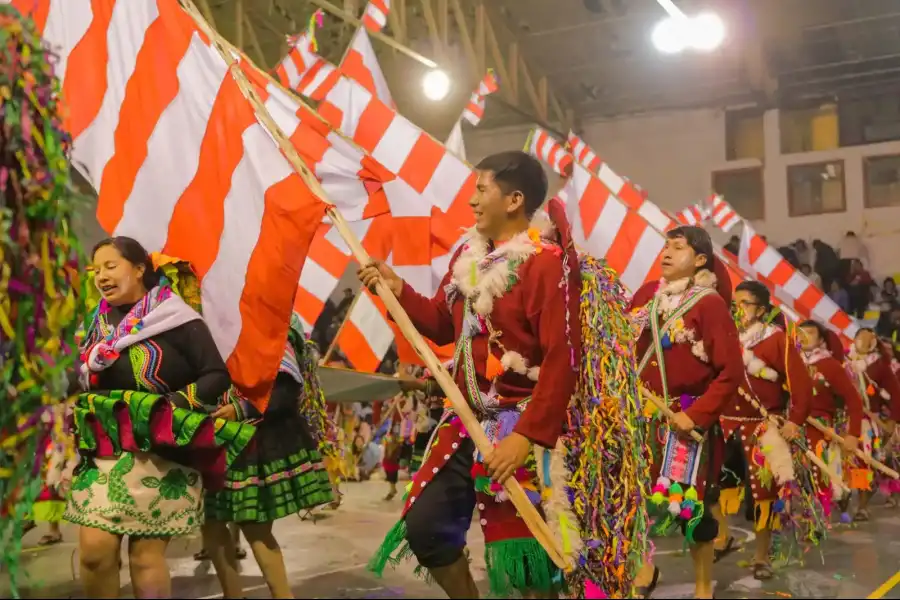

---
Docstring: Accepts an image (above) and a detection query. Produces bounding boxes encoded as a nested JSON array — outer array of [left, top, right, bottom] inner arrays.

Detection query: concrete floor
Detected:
[[5, 479, 900, 599]]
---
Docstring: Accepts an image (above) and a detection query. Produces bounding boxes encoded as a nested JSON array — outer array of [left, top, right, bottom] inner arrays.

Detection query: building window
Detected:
[[864, 154, 900, 208], [712, 167, 765, 220], [787, 161, 846, 217], [725, 109, 765, 160], [780, 104, 839, 154]]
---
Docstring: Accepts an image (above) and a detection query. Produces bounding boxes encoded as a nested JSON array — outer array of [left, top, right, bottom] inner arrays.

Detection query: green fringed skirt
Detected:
[[205, 377, 332, 523]]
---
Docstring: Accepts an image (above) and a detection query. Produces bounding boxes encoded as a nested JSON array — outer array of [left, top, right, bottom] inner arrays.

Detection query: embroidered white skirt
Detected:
[[65, 451, 203, 537]]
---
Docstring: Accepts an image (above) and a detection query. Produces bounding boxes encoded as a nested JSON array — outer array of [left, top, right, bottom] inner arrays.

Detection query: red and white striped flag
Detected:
[[462, 70, 499, 127], [362, 0, 390, 32], [16, 0, 330, 408], [566, 131, 601, 174], [445, 71, 500, 161], [674, 202, 711, 226], [736, 222, 857, 341], [525, 128, 573, 177], [709, 195, 742, 232], [556, 162, 665, 292], [339, 1, 394, 107]]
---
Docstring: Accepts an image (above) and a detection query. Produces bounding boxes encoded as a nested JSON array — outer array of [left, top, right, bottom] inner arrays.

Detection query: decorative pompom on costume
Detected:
[[0, 5, 88, 589]]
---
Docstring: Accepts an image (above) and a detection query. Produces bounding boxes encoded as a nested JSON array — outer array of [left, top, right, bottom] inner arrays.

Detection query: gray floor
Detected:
[[5, 479, 900, 598]]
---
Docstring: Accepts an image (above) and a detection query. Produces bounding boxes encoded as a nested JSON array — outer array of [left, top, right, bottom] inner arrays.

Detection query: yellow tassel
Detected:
[[754, 499, 772, 532], [719, 487, 743, 516], [559, 513, 573, 554]]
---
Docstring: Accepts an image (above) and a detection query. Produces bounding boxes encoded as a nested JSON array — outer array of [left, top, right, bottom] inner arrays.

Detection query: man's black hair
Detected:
[[735, 280, 771, 308], [798, 319, 828, 340], [666, 225, 714, 271], [475, 151, 548, 218]]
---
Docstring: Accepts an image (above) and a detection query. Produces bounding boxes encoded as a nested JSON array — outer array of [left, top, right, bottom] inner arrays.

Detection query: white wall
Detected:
[[465, 108, 900, 278]]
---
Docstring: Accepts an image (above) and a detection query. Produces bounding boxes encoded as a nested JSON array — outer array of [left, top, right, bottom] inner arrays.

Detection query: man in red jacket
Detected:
[[361, 151, 581, 598], [629, 226, 744, 599], [846, 327, 900, 518], [716, 280, 814, 580], [798, 320, 862, 514]]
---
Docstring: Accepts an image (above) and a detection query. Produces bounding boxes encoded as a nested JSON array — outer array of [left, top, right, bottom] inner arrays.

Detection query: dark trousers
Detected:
[[404, 438, 476, 569]]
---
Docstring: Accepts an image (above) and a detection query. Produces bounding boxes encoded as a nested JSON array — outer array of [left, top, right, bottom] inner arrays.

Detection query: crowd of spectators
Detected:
[[725, 230, 900, 357]]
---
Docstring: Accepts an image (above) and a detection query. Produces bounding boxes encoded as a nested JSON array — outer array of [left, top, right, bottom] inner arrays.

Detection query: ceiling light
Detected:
[[422, 69, 450, 101], [651, 17, 688, 54], [688, 12, 726, 51]]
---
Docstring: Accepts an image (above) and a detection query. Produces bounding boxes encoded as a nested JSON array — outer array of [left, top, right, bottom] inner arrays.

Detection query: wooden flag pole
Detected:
[[805, 417, 900, 480], [736, 388, 850, 494], [181, 0, 569, 571], [640, 386, 703, 444]]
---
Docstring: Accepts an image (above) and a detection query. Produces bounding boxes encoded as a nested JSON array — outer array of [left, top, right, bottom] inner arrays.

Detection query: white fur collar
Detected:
[[740, 323, 780, 381], [847, 345, 880, 374], [802, 346, 832, 366], [739, 322, 777, 349], [450, 212, 556, 316], [653, 270, 717, 314]]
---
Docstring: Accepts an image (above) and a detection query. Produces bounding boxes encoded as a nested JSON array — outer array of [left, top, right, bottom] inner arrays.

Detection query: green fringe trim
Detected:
[[74, 390, 255, 469], [367, 519, 413, 576], [484, 537, 559, 597]]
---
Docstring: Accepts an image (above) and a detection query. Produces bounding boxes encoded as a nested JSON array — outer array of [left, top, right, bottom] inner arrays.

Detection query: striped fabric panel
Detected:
[[19, 0, 328, 409], [462, 70, 500, 126], [362, 0, 390, 32], [341, 28, 393, 106], [566, 131, 601, 174], [526, 127, 573, 176], [710, 195, 741, 232], [273, 31, 338, 98], [674, 203, 710, 226], [556, 163, 664, 293], [738, 224, 857, 339]]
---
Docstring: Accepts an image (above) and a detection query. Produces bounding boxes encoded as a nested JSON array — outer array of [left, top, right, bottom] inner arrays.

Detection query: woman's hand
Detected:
[[211, 403, 238, 421]]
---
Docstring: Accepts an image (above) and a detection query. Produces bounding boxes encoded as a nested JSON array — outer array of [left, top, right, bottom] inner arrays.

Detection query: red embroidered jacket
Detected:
[[396, 246, 581, 449], [630, 282, 744, 430], [858, 355, 900, 421], [809, 356, 863, 437], [732, 329, 814, 426]]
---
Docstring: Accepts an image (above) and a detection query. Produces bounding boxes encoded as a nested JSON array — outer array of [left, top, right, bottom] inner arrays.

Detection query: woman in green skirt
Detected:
[[203, 314, 334, 598]]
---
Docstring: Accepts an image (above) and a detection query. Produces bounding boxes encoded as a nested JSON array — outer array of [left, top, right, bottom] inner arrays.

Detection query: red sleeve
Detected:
[[628, 282, 658, 312], [682, 295, 744, 429], [513, 253, 581, 448], [393, 247, 463, 347], [876, 361, 900, 422], [784, 336, 815, 425], [820, 359, 864, 437]]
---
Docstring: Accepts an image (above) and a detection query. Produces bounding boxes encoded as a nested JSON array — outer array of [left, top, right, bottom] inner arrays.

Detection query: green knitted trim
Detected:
[[367, 519, 413, 576], [74, 390, 255, 468], [204, 450, 334, 523], [483, 537, 559, 597]]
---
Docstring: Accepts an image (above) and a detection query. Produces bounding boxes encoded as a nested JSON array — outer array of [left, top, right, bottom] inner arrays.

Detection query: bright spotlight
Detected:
[[652, 17, 688, 54], [422, 69, 450, 101], [689, 12, 726, 51]]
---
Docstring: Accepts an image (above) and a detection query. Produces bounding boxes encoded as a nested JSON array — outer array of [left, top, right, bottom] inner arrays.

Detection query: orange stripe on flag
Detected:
[[338, 321, 381, 373], [607, 211, 649, 275], [97, 2, 192, 233], [64, 0, 114, 140], [578, 177, 608, 239], [163, 78, 255, 276], [354, 100, 394, 151], [400, 135, 444, 194], [766, 259, 795, 287], [229, 173, 327, 408], [797, 285, 825, 309]]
